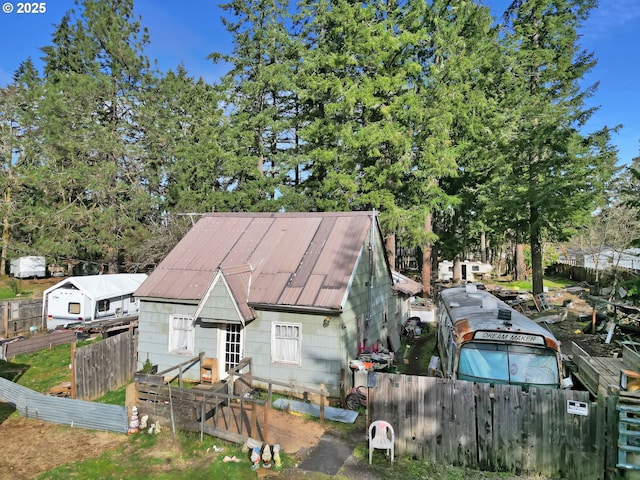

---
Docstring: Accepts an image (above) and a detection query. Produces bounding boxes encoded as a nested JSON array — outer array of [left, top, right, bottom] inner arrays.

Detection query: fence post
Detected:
[[319, 383, 325, 426], [2, 302, 7, 337], [71, 341, 77, 399], [605, 386, 620, 480]]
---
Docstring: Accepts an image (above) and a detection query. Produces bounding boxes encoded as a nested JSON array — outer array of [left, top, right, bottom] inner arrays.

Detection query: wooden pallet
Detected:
[[48, 381, 71, 397]]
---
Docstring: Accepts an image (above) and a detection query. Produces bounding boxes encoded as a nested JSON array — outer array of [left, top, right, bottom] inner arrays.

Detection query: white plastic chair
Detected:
[[369, 420, 394, 464]]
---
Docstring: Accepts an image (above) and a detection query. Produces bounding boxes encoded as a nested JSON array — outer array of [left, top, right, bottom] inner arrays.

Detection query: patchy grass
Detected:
[[0, 342, 75, 393], [491, 275, 576, 292]]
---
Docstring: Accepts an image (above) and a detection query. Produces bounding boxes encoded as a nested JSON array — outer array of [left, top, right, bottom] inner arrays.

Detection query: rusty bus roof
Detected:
[[135, 211, 384, 318], [439, 284, 559, 340]]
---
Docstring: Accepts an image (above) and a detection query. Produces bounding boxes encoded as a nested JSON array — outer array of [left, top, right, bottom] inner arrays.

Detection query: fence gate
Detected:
[[617, 404, 640, 472]]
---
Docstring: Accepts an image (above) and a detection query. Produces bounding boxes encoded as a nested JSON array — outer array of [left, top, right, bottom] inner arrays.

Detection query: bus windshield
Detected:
[[457, 342, 559, 387]]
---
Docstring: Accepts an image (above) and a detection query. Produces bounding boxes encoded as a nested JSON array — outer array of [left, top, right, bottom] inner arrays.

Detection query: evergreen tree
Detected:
[[497, 0, 617, 294], [210, 0, 300, 211], [20, 0, 157, 273], [147, 66, 234, 213], [0, 60, 42, 272]]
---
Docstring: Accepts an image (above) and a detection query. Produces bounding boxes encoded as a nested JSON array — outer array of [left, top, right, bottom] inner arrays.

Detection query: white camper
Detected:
[[437, 260, 493, 283], [43, 274, 148, 329], [10, 256, 46, 278]]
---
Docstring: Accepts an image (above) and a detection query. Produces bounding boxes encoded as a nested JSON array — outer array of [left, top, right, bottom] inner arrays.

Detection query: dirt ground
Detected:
[[0, 408, 326, 480], [0, 416, 129, 480]]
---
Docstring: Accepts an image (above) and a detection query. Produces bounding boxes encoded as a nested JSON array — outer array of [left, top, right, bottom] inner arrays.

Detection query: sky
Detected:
[[1, 0, 638, 165]]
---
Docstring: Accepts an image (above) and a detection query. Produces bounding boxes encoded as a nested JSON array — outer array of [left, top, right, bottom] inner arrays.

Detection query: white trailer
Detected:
[[437, 260, 493, 283], [10, 256, 46, 278], [43, 274, 148, 329]]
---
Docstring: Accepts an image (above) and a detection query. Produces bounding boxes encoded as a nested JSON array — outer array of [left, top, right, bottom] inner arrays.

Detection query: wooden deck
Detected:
[[571, 341, 640, 398]]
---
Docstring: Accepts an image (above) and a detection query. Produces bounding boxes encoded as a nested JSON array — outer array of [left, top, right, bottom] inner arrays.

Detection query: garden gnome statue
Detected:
[[273, 444, 282, 469], [128, 406, 140, 435], [262, 444, 272, 468], [250, 447, 261, 470]]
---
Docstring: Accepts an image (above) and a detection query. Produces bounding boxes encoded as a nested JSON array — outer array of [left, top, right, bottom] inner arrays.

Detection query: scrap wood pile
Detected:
[[492, 283, 640, 358]]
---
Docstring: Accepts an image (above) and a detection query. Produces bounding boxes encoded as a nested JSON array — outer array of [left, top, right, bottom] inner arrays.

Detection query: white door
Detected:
[[218, 323, 243, 380]]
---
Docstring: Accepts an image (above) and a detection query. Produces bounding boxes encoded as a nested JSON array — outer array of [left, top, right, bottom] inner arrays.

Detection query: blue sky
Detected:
[[1, 0, 638, 165]]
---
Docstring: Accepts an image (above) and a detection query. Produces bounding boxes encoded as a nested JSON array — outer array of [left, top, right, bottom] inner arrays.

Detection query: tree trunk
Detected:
[[530, 225, 544, 295], [1, 177, 11, 276], [515, 243, 527, 281], [421, 212, 432, 297], [480, 231, 487, 264], [452, 257, 462, 285], [385, 234, 396, 272]]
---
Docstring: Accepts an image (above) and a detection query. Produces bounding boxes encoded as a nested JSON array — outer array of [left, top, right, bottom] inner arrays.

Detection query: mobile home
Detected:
[[43, 274, 148, 329]]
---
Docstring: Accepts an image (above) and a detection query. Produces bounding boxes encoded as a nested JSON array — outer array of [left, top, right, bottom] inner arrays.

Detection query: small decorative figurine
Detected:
[[250, 446, 261, 470], [273, 444, 282, 469], [262, 444, 272, 468]]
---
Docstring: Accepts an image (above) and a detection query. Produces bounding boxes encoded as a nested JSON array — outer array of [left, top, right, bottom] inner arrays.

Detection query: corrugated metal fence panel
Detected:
[[0, 377, 127, 434]]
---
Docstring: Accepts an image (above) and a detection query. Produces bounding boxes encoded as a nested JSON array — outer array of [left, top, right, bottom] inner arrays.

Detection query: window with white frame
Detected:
[[169, 315, 194, 354], [271, 322, 301, 365]]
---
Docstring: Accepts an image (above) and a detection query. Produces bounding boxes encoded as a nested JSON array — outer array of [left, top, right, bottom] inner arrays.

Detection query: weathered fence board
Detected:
[[2, 329, 76, 359], [1, 299, 44, 337], [74, 330, 137, 400], [135, 379, 264, 442], [370, 373, 603, 480]]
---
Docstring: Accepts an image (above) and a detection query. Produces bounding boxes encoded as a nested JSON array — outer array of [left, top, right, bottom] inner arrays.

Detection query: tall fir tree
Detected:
[[498, 0, 617, 294], [210, 0, 301, 212], [20, 0, 158, 273]]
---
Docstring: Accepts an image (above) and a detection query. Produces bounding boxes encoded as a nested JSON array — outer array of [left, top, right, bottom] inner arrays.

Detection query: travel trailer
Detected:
[[10, 256, 46, 279], [437, 260, 493, 283], [43, 274, 147, 329]]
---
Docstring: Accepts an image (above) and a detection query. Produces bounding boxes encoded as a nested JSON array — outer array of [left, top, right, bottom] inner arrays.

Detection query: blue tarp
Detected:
[[272, 398, 359, 424]]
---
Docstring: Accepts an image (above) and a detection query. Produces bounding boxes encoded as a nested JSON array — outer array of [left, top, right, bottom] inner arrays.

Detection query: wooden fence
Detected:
[[135, 378, 267, 444], [1, 299, 43, 337], [550, 263, 636, 288], [73, 329, 137, 400], [369, 373, 604, 480], [133, 357, 330, 445], [2, 329, 76, 360]]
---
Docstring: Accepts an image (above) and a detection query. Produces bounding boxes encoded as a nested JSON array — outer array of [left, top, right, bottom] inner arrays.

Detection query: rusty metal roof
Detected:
[[391, 270, 423, 296], [135, 212, 380, 318]]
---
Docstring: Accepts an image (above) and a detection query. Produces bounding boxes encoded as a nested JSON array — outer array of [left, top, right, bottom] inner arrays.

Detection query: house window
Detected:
[[169, 315, 194, 354], [271, 322, 301, 365], [472, 266, 479, 272], [68, 303, 81, 315], [97, 299, 110, 312]]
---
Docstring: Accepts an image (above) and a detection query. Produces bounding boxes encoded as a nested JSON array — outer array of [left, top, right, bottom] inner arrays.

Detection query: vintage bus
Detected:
[[436, 283, 568, 389]]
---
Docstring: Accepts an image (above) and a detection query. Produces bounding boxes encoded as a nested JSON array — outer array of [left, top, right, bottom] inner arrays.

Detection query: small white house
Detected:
[[10, 256, 46, 278], [43, 274, 148, 329]]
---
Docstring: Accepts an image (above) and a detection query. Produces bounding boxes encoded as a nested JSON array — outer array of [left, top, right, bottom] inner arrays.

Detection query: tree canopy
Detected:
[[0, 0, 621, 291]]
